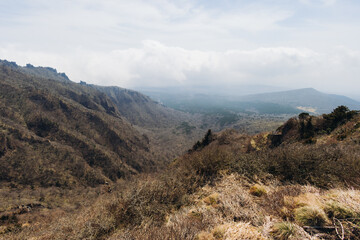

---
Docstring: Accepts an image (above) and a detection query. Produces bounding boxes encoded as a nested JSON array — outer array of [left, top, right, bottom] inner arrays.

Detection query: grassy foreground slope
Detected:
[[3, 107, 360, 239]]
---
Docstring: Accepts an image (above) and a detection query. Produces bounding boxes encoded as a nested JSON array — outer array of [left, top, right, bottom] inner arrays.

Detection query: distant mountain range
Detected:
[[138, 87, 360, 115], [239, 88, 360, 114]]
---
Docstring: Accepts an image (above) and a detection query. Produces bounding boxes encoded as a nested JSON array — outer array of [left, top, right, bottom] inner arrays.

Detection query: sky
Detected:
[[1, 0, 360, 98]]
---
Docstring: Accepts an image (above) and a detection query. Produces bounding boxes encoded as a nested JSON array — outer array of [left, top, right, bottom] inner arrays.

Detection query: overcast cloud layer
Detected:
[[1, 0, 360, 97]]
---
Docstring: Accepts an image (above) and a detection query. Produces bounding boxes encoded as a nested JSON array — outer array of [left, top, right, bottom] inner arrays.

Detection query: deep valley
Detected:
[[0, 60, 360, 240]]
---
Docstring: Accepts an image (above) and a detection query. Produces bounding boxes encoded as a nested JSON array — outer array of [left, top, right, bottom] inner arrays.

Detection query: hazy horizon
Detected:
[[1, 0, 360, 99]]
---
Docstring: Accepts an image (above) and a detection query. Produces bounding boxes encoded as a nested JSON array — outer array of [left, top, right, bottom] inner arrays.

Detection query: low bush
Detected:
[[249, 184, 267, 197], [324, 201, 357, 219]]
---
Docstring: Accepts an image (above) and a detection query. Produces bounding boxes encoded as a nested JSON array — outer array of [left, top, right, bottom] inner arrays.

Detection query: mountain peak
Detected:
[[0, 59, 70, 82], [296, 87, 319, 93]]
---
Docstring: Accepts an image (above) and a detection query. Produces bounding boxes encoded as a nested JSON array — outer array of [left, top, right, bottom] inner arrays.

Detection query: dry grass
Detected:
[[2, 172, 360, 240], [202, 193, 220, 207], [196, 222, 268, 240], [324, 189, 360, 217], [224, 222, 268, 240]]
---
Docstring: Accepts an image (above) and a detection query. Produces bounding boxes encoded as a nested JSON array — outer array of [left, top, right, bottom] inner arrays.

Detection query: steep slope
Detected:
[[93, 85, 190, 128], [92, 85, 206, 161], [240, 88, 360, 114], [0, 60, 154, 187]]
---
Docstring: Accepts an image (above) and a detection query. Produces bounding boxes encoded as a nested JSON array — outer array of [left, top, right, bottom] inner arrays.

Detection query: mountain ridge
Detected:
[[0, 59, 208, 188], [0, 60, 157, 187], [92, 85, 190, 128], [239, 87, 360, 114]]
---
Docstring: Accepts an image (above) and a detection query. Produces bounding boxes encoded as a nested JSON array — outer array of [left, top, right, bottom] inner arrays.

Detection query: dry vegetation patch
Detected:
[[2, 172, 360, 239], [2, 92, 360, 239]]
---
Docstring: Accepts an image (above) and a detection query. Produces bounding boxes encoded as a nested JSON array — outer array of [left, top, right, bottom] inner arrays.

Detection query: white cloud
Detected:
[[299, 0, 337, 6], [1, 0, 360, 97], [2, 41, 360, 96], [0, 0, 294, 52]]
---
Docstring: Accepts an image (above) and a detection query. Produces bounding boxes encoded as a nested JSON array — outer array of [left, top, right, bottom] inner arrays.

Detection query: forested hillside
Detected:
[[0, 60, 156, 188]]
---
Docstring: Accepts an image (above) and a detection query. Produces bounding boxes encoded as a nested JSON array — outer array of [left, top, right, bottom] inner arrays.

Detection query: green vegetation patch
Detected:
[[177, 122, 196, 135], [324, 201, 358, 219], [271, 222, 296, 240], [294, 206, 328, 226]]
